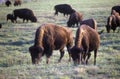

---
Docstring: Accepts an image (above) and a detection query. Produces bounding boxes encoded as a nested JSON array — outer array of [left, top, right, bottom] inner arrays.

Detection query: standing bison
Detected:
[[106, 11, 120, 33], [13, 8, 37, 23], [67, 12, 83, 27], [70, 25, 100, 65], [29, 23, 73, 64], [5, 0, 11, 7], [54, 4, 76, 16], [6, 14, 15, 23], [14, 0, 21, 6]]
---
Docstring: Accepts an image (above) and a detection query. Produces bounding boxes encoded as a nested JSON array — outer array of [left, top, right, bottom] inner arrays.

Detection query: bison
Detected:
[[29, 23, 73, 64], [106, 11, 120, 33], [14, 0, 21, 6], [80, 18, 97, 30], [70, 24, 100, 65], [67, 12, 83, 27], [111, 5, 120, 15], [13, 8, 37, 23], [54, 4, 76, 16], [6, 14, 15, 23], [5, 0, 11, 7]]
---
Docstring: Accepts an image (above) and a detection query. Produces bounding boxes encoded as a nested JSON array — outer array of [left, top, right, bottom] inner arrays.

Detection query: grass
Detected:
[[0, 0, 120, 79]]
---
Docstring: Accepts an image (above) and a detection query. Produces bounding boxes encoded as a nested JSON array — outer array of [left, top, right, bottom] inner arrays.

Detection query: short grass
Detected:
[[0, 0, 120, 79]]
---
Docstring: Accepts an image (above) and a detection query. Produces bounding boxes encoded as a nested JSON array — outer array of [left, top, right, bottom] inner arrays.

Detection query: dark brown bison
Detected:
[[80, 19, 97, 30], [106, 11, 120, 33], [0, 24, 2, 28], [70, 24, 100, 65], [29, 23, 73, 64], [67, 12, 83, 27], [5, 0, 11, 7], [54, 4, 76, 16], [13, 8, 37, 23], [6, 14, 15, 23], [111, 5, 120, 15], [14, 0, 21, 6]]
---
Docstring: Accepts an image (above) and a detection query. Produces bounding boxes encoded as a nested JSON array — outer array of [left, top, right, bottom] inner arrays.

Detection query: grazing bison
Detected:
[[111, 5, 120, 15], [80, 19, 97, 30], [29, 23, 73, 64], [70, 24, 100, 65], [67, 12, 83, 27], [54, 4, 76, 16], [6, 14, 15, 23], [106, 11, 120, 33], [5, 0, 11, 7], [13, 8, 37, 22], [14, 0, 21, 6]]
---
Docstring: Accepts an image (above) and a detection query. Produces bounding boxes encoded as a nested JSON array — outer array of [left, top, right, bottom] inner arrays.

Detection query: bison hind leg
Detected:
[[58, 49, 65, 62]]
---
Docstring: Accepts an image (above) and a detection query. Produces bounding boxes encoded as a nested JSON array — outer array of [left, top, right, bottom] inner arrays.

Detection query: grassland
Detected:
[[0, 0, 120, 79]]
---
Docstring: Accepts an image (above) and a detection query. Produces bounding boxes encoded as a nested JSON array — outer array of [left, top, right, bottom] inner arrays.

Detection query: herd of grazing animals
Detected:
[[1, 2, 120, 65]]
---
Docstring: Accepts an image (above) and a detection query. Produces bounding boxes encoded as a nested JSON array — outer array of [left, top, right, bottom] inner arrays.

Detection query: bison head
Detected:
[[29, 46, 44, 64], [30, 16, 37, 22], [67, 21, 72, 27], [70, 46, 84, 65]]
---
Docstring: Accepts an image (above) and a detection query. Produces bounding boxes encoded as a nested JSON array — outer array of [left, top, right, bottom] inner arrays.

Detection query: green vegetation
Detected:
[[0, 0, 120, 79]]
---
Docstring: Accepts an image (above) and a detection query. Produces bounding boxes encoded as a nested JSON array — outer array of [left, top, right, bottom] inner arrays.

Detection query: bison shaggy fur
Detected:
[[70, 24, 100, 65], [13, 8, 37, 23], [29, 23, 73, 64], [54, 4, 76, 16]]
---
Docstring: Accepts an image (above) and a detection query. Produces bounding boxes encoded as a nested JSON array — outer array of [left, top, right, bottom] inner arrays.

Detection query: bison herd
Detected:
[[1, 3, 120, 65]]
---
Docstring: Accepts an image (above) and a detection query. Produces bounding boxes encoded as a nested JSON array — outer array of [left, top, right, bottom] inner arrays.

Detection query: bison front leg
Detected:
[[58, 49, 65, 62]]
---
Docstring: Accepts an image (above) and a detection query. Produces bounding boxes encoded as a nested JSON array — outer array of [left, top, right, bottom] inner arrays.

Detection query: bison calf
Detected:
[[29, 23, 73, 64], [70, 24, 100, 65], [6, 14, 15, 23]]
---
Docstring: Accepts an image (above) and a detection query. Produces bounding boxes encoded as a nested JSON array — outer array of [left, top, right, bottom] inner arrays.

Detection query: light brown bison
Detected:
[[70, 24, 100, 65], [106, 10, 120, 33], [54, 4, 76, 16], [29, 23, 73, 64], [67, 12, 83, 27]]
